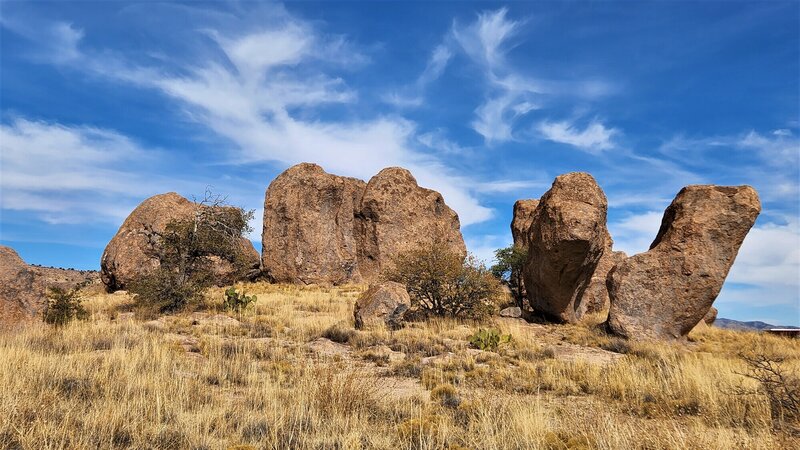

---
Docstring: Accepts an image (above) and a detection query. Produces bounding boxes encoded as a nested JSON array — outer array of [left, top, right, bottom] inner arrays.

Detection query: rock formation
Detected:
[[607, 185, 760, 340], [522, 173, 610, 323], [101, 192, 260, 291], [704, 306, 718, 325], [261, 164, 466, 285], [354, 281, 411, 329], [356, 167, 465, 280], [575, 248, 627, 320], [511, 199, 539, 247], [262, 164, 366, 284], [1, 246, 98, 327]]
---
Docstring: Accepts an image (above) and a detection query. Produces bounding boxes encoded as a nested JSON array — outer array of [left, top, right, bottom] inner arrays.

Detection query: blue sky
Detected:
[[1, 1, 798, 325]]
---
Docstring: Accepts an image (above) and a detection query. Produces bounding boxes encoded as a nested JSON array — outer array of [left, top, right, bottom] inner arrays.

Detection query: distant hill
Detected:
[[715, 318, 800, 331]]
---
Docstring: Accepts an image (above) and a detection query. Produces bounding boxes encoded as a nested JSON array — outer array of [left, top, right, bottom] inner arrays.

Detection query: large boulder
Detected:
[[262, 164, 366, 285], [522, 173, 610, 323], [575, 248, 627, 320], [357, 167, 466, 279], [607, 185, 760, 340], [1, 246, 98, 327], [261, 164, 466, 285], [511, 199, 539, 247], [354, 281, 411, 329], [101, 192, 260, 291]]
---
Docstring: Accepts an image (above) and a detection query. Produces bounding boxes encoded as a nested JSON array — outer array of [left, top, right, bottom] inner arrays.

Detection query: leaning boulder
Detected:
[[607, 185, 760, 340], [522, 173, 610, 323], [101, 192, 260, 291], [511, 199, 539, 247], [357, 167, 466, 280], [354, 281, 411, 329], [262, 164, 366, 285]]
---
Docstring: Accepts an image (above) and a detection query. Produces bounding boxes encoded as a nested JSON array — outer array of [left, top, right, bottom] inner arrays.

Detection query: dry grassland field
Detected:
[[1, 283, 798, 450]]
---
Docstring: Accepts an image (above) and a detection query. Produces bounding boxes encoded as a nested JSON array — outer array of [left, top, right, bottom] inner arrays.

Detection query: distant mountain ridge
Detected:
[[715, 318, 800, 331]]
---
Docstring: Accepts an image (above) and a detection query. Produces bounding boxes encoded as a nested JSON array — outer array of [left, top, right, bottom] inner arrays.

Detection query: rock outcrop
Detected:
[[607, 185, 760, 340], [357, 167, 466, 280], [511, 199, 539, 247], [261, 164, 466, 285], [262, 164, 366, 284], [704, 306, 718, 325], [522, 173, 610, 323], [354, 281, 411, 329], [575, 249, 627, 320], [101, 192, 260, 291], [1, 246, 98, 327]]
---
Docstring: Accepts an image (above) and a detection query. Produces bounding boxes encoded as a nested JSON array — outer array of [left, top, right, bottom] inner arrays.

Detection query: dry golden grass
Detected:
[[1, 283, 798, 449]]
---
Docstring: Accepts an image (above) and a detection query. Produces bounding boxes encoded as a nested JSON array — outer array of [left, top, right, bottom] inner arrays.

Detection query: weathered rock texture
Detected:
[[704, 306, 718, 325], [511, 199, 539, 248], [357, 167, 465, 280], [522, 173, 610, 323], [262, 164, 366, 284], [607, 185, 760, 340], [575, 248, 627, 320], [261, 164, 466, 285], [354, 281, 411, 329], [1, 246, 98, 327], [101, 192, 260, 291]]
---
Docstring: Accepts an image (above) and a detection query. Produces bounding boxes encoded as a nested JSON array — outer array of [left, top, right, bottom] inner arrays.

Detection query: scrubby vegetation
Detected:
[[383, 237, 503, 319], [491, 245, 528, 308], [1, 283, 798, 449], [130, 192, 254, 313], [43, 284, 88, 326]]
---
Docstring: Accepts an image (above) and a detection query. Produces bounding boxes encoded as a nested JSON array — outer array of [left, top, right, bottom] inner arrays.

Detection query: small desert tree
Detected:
[[130, 190, 254, 312], [490, 245, 528, 308], [43, 284, 89, 326], [383, 236, 503, 319]]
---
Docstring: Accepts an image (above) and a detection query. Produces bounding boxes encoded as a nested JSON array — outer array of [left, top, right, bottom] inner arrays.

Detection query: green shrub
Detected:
[[468, 328, 511, 352], [383, 234, 503, 319], [490, 245, 528, 307], [130, 192, 254, 313], [222, 287, 257, 313], [43, 285, 88, 326]]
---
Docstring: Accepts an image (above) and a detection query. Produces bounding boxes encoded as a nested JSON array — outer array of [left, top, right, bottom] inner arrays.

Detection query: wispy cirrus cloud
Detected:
[[0, 118, 178, 224], [537, 119, 618, 153], [2, 10, 495, 226]]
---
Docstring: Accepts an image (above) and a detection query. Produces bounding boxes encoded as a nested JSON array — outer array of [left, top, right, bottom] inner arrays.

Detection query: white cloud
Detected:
[[537, 119, 617, 153], [418, 44, 452, 85], [0, 118, 176, 224], [19, 15, 493, 226], [452, 7, 519, 71], [451, 9, 544, 144], [608, 210, 664, 255]]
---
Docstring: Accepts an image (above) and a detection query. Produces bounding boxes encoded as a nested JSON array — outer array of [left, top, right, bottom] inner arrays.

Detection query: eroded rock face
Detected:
[[511, 199, 539, 248], [261, 164, 466, 285], [1, 246, 98, 327], [357, 167, 466, 280], [101, 192, 260, 291], [575, 248, 627, 320], [522, 173, 610, 323], [262, 164, 366, 285], [354, 281, 411, 329], [607, 185, 760, 340], [704, 306, 718, 325]]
